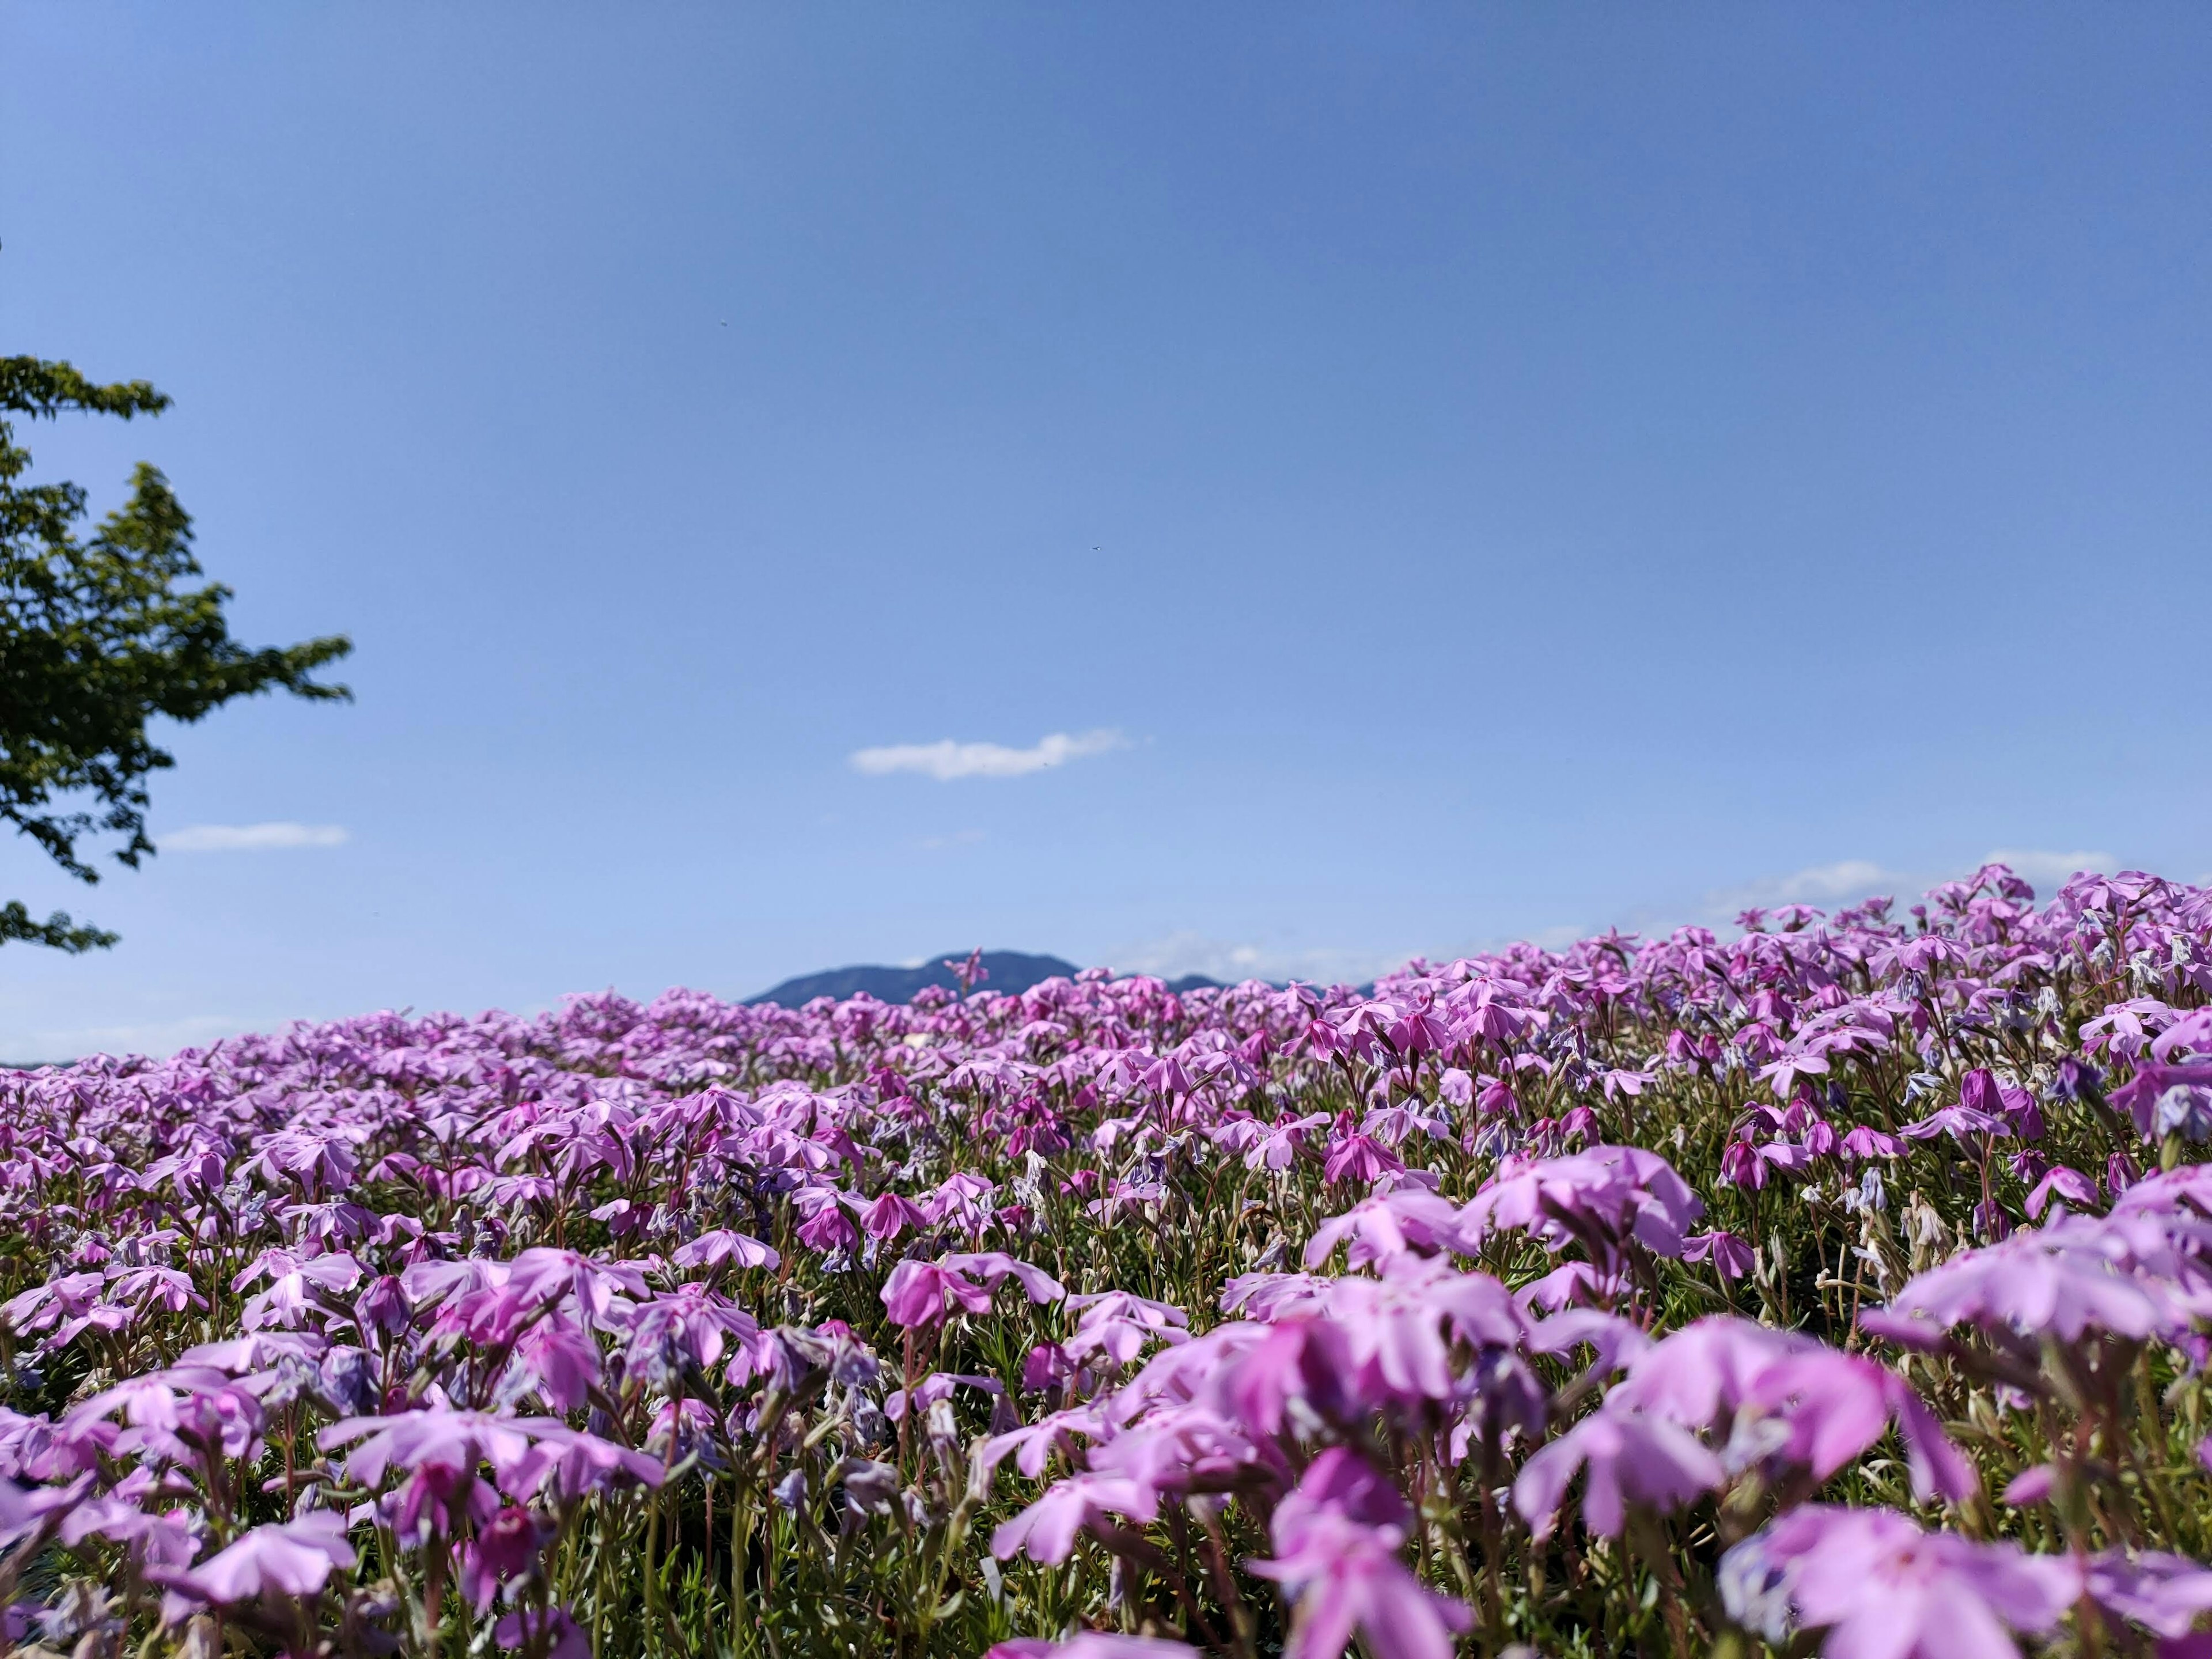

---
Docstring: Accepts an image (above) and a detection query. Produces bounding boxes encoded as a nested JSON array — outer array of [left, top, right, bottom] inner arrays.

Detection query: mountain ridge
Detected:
[[747, 950, 1221, 1007]]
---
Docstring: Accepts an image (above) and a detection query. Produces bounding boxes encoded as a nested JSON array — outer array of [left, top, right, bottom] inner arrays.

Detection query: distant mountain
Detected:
[[748, 950, 1220, 1007]]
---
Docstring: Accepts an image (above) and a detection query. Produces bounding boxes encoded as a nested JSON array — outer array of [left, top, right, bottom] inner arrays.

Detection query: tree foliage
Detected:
[[1, 355, 351, 949]]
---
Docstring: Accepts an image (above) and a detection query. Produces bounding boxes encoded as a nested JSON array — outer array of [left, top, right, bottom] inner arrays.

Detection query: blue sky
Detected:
[[4, 5, 2210, 1057]]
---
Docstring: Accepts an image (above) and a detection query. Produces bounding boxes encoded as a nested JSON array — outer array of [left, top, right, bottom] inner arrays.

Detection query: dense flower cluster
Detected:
[[3, 865, 2211, 1657]]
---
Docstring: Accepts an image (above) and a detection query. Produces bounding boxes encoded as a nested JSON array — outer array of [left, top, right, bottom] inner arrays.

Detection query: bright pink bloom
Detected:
[[1725, 1505, 2078, 1658], [1513, 1410, 1724, 1536], [1250, 1449, 1471, 1659], [991, 1474, 1152, 1564], [171, 1511, 357, 1603]]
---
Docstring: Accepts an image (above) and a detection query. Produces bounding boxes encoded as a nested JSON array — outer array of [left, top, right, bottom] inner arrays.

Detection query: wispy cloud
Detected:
[[850, 730, 1127, 781], [162, 823, 349, 853], [1982, 848, 2117, 891], [1109, 931, 1416, 987], [1705, 858, 1893, 915]]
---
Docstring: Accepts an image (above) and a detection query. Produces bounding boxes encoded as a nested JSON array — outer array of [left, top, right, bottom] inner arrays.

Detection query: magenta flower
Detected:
[[991, 1473, 1153, 1563], [861, 1191, 929, 1241], [1250, 1449, 1471, 1659], [2085, 1550, 2212, 1639], [2024, 1165, 2101, 1219], [1864, 1218, 2187, 1344], [1608, 1316, 1975, 1502], [1513, 1410, 1725, 1537], [166, 1511, 357, 1604], [1723, 1505, 2078, 1657], [494, 1605, 589, 1659], [984, 1638, 1196, 1658], [1681, 1230, 1757, 1281], [669, 1228, 780, 1272], [881, 1260, 995, 1328]]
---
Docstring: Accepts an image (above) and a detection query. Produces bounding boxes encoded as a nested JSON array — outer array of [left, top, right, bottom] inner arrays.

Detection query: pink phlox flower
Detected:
[[1724, 1504, 2079, 1657], [984, 1637, 1196, 1658], [923, 1171, 999, 1232], [502, 1422, 668, 1505], [793, 1185, 859, 1252], [2025, 1165, 2101, 1220], [0, 1471, 90, 1549], [1084, 1399, 1275, 1498], [1302, 1188, 1475, 1271], [1514, 1260, 1622, 1313], [1512, 1409, 1725, 1537], [1839, 1125, 1906, 1161], [991, 1472, 1153, 1564], [319, 1408, 662, 1509], [1900, 1103, 2011, 1144], [103, 1264, 205, 1319], [233, 1249, 363, 1331], [1529, 1308, 1650, 1378], [1319, 1260, 1528, 1400], [2151, 1009, 2212, 1065], [1460, 1144, 1703, 1264], [979, 1403, 1112, 1478], [1868, 1217, 2188, 1344], [1063, 1291, 1190, 1366], [1210, 1319, 1360, 1438], [1359, 1101, 1452, 1148], [1219, 1272, 1334, 1323], [626, 1284, 762, 1385], [669, 1229, 779, 1274], [1612, 1316, 1975, 1501], [161, 1510, 356, 1605], [493, 1605, 589, 1659], [939, 1251, 1065, 1305], [880, 1259, 995, 1329], [2084, 1551, 2212, 1639], [645, 1396, 721, 1460], [502, 1247, 650, 1329], [1241, 1112, 1332, 1172], [1322, 1122, 1404, 1187], [461, 1505, 556, 1611], [1250, 1448, 1471, 1659], [0, 1406, 112, 1482], [0, 1270, 107, 1343], [245, 1128, 360, 1198], [859, 1192, 929, 1241], [1681, 1229, 1758, 1281], [502, 1316, 601, 1413]]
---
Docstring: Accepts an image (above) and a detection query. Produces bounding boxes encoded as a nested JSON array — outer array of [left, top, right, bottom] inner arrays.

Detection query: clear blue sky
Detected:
[[5, 5, 2209, 1056]]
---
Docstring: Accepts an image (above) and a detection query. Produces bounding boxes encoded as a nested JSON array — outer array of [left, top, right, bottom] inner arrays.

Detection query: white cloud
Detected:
[[162, 822, 349, 853], [1705, 859, 1893, 915], [849, 730, 1127, 781], [1109, 931, 1417, 987], [1981, 848, 2117, 890]]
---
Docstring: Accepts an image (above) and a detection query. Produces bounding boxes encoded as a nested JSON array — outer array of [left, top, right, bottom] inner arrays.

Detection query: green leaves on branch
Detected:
[[1, 355, 352, 948]]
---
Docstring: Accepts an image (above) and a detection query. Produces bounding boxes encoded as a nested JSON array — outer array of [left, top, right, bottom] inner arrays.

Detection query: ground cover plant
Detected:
[[4, 865, 2212, 1658]]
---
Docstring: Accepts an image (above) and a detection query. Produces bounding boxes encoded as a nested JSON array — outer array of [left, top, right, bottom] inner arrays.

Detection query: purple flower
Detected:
[[1249, 1449, 1471, 1659], [494, 1605, 589, 1659], [1681, 1230, 1757, 1281], [2024, 1165, 2101, 1220], [164, 1511, 357, 1604], [990, 1474, 1152, 1564], [1723, 1505, 2078, 1658], [1512, 1410, 1725, 1537]]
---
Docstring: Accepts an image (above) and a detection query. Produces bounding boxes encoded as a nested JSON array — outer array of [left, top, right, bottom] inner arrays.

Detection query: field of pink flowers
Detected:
[[4, 865, 2212, 1658]]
